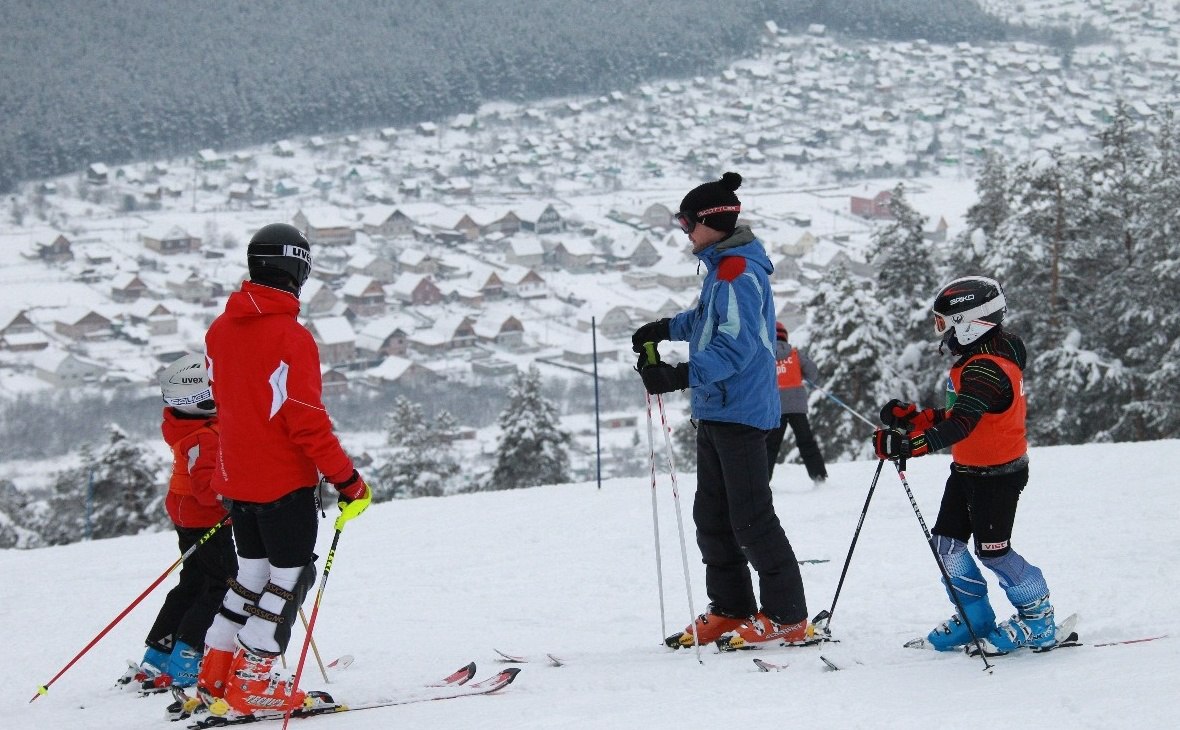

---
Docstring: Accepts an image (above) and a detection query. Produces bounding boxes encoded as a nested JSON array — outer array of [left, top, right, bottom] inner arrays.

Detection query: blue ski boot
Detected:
[[926, 543, 996, 651], [166, 641, 202, 688], [984, 593, 1057, 653]]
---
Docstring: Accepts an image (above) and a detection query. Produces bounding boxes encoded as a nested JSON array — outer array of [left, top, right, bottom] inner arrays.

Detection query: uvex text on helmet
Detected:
[[247, 223, 312, 294], [931, 276, 1006, 348], [160, 352, 216, 415]]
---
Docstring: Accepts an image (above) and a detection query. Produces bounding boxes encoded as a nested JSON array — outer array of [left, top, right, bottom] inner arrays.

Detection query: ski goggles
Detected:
[[672, 205, 741, 234]]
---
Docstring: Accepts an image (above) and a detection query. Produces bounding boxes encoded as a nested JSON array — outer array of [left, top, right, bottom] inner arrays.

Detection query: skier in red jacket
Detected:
[[121, 353, 235, 694], [196, 223, 371, 718]]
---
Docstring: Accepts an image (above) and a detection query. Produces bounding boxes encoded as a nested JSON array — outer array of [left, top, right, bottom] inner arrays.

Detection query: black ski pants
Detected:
[[146, 523, 237, 653], [694, 420, 808, 624], [932, 466, 1028, 558], [765, 412, 828, 481], [230, 486, 320, 569]]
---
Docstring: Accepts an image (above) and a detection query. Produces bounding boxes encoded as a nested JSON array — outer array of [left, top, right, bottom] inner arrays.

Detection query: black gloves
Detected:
[[880, 399, 917, 427], [872, 428, 913, 461], [640, 362, 689, 395], [879, 399, 941, 431], [632, 318, 671, 353]]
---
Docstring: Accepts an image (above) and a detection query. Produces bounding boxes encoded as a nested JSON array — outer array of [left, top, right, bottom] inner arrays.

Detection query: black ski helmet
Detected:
[[931, 275, 1007, 351], [247, 223, 312, 295]]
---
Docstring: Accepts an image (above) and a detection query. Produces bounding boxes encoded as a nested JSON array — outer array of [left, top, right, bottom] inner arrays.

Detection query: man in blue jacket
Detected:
[[632, 172, 811, 650]]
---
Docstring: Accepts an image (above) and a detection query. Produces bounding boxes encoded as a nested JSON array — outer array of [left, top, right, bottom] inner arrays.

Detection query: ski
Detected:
[[966, 613, 1080, 657], [797, 559, 831, 565], [819, 655, 840, 671], [752, 658, 788, 672], [1094, 634, 1168, 647], [493, 649, 564, 667], [185, 664, 517, 728], [166, 655, 358, 720], [714, 610, 835, 653], [715, 634, 830, 652]]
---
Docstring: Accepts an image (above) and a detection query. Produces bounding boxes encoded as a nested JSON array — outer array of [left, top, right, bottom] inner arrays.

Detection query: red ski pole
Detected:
[[30, 516, 231, 702]]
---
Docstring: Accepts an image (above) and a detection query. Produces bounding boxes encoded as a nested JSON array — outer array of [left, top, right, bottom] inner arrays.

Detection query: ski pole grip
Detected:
[[643, 342, 660, 367]]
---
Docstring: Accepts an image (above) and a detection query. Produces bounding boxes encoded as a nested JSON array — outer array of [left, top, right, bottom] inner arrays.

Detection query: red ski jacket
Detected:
[[161, 408, 227, 528], [205, 280, 353, 503]]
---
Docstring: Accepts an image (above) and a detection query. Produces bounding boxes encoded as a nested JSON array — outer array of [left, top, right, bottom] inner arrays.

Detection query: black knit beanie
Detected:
[[679, 172, 743, 233]]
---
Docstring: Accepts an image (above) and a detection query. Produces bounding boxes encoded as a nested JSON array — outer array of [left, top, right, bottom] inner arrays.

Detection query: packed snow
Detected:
[[7, 438, 1178, 729]]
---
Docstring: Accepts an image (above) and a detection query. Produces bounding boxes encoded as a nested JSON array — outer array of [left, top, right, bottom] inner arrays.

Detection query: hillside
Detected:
[[2, 0, 1178, 481], [0, 0, 1014, 192], [8, 439, 1180, 728]]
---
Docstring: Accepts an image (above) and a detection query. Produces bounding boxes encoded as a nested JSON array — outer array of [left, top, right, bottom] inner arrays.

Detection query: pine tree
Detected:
[[1118, 109, 1180, 439], [373, 396, 461, 499], [867, 183, 940, 400], [21, 424, 167, 546], [804, 265, 912, 461], [487, 366, 571, 490], [963, 152, 1011, 242]]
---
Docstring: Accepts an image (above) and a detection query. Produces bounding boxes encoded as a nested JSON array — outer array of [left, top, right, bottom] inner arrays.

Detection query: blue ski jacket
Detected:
[[667, 226, 779, 430]]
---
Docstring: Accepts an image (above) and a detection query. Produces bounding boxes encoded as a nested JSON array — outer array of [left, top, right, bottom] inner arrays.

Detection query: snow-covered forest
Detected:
[[1, 0, 1061, 192], [804, 105, 1180, 461]]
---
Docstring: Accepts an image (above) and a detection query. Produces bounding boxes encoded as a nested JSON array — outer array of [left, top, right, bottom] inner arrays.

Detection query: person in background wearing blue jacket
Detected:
[[766, 322, 828, 484], [631, 172, 811, 650]]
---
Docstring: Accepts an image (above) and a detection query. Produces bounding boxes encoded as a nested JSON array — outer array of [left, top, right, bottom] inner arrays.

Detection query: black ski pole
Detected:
[[890, 459, 993, 671], [813, 459, 885, 637]]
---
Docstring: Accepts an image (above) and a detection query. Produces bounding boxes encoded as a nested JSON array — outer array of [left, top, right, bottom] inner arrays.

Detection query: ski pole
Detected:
[[300, 607, 330, 684], [889, 459, 993, 672], [654, 391, 702, 664], [805, 379, 877, 431], [815, 459, 885, 636], [644, 391, 668, 641], [31, 515, 232, 702], [283, 523, 345, 730]]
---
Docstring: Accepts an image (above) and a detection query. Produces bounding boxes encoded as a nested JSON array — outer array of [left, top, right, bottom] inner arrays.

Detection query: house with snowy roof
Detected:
[[125, 301, 178, 337], [346, 251, 397, 283], [363, 356, 442, 389], [110, 272, 149, 303], [293, 209, 356, 247], [390, 272, 443, 306], [307, 316, 356, 365], [166, 269, 221, 304], [0, 308, 47, 351], [141, 225, 201, 255], [408, 314, 477, 354], [473, 314, 525, 349], [502, 266, 547, 299], [397, 248, 437, 275], [513, 202, 564, 235], [505, 237, 545, 268], [294, 278, 336, 317], [339, 274, 386, 317], [355, 315, 415, 358], [25, 233, 75, 263], [33, 348, 106, 386], [53, 307, 113, 340], [361, 206, 416, 239]]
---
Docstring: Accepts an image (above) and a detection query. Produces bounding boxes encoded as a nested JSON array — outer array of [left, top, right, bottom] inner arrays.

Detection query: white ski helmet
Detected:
[[931, 276, 1007, 351], [159, 352, 215, 415]]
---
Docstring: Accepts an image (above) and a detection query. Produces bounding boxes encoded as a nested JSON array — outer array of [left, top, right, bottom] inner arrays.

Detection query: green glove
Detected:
[[335, 482, 372, 530]]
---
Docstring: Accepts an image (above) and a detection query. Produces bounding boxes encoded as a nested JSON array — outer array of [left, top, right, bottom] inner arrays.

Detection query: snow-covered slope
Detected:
[[7, 438, 1179, 729]]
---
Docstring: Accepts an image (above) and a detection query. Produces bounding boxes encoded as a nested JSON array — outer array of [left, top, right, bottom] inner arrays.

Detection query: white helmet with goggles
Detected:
[[931, 276, 1007, 351]]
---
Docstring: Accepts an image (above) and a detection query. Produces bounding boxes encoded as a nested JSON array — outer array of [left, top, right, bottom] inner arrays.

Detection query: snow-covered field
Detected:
[[7, 438, 1179, 729]]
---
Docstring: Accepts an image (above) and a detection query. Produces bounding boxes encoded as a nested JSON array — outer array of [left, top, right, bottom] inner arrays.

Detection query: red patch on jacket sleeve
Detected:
[[717, 257, 747, 281]]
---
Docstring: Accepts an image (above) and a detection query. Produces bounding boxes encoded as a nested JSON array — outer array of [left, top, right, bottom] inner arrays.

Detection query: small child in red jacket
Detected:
[[120, 353, 236, 692]]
